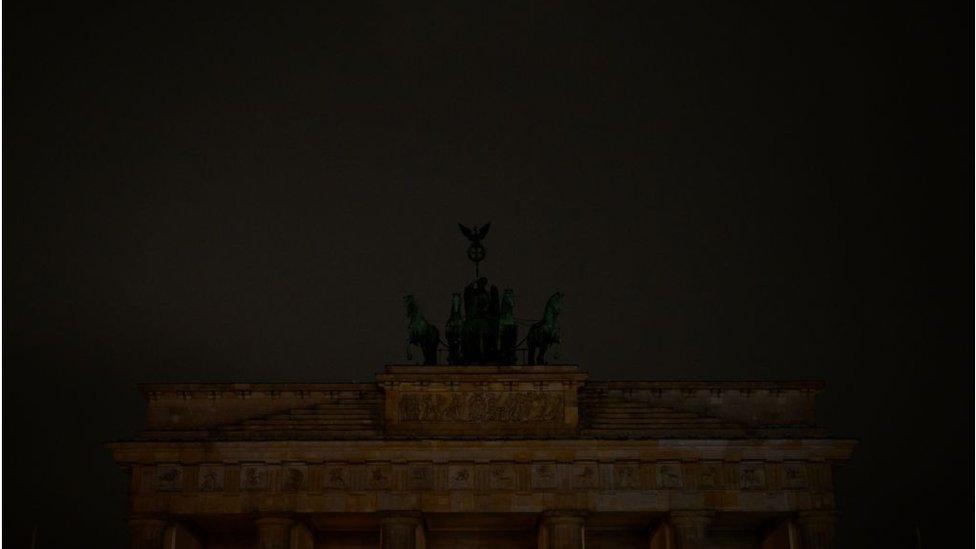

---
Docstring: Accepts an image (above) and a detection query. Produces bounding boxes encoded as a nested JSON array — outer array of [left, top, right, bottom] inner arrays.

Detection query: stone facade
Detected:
[[109, 365, 854, 548]]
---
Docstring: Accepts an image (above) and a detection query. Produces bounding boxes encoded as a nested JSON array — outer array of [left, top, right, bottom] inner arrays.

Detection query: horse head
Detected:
[[501, 289, 515, 310], [403, 294, 418, 318], [546, 292, 564, 317]]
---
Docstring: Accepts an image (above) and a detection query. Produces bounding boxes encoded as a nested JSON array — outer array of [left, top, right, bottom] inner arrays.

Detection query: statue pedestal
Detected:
[[377, 365, 587, 438]]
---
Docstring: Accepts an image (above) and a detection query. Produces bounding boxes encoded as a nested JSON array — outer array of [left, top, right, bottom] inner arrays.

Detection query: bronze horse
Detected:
[[404, 295, 440, 365], [527, 292, 563, 364]]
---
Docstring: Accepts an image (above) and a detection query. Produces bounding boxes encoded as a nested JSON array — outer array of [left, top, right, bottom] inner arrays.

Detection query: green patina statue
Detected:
[[526, 292, 563, 365], [402, 224, 565, 365], [445, 293, 463, 364], [498, 288, 518, 365], [461, 276, 499, 364], [403, 294, 440, 365], [458, 222, 490, 278]]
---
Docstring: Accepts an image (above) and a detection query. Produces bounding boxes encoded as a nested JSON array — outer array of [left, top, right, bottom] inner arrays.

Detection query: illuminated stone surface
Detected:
[[109, 365, 854, 548]]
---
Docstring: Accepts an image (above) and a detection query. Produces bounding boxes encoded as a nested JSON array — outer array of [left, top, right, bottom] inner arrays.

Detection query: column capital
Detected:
[[796, 510, 837, 549], [541, 510, 588, 525], [540, 510, 586, 549], [256, 517, 295, 549], [128, 517, 168, 549], [129, 516, 169, 527], [797, 509, 838, 523], [380, 511, 424, 549], [669, 511, 713, 549], [255, 516, 296, 527], [669, 510, 714, 527], [380, 510, 424, 525]]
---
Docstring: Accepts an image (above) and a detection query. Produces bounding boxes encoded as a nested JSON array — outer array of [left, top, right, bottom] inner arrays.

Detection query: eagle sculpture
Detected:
[[458, 222, 491, 243]]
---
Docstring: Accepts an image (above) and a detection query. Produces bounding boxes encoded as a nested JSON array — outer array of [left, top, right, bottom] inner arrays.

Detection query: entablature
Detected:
[[133, 365, 827, 441]]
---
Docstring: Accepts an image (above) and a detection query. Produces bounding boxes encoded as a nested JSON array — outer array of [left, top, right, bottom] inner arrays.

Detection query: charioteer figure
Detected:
[[403, 223, 564, 365]]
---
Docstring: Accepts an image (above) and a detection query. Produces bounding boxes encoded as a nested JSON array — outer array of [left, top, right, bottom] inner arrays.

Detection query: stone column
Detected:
[[164, 523, 202, 549], [539, 511, 586, 549], [290, 522, 316, 549], [129, 517, 168, 549], [760, 518, 798, 549], [380, 512, 424, 549], [797, 510, 837, 549], [648, 520, 673, 549], [669, 511, 713, 549], [256, 517, 294, 549]]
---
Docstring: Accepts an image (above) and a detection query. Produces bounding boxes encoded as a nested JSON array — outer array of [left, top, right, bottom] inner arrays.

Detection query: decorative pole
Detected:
[[458, 222, 490, 279]]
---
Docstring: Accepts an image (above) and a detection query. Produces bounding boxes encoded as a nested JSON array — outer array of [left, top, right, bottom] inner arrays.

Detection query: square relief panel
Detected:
[[739, 463, 766, 490], [572, 462, 600, 489], [448, 464, 474, 490], [656, 463, 683, 489], [613, 462, 641, 489], [241, 464, 269, 491], [197, 464, 224, 492], [406, 463, 434, 490], [781, 462, 807, 488], [324, 464, 350, 490], [488, 463, 516, 490], [282, 464, 308, 491], [531, 462, 558, 490], [366, 463, 392, 490], [697, 462, 723, 489], [156, 464, 183, 492]]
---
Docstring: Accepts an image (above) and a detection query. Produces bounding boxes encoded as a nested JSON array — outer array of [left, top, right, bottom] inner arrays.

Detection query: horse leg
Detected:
[[424, 337, 437, 365], [537, 342, 548, 365], [526, 327, 538, 365]]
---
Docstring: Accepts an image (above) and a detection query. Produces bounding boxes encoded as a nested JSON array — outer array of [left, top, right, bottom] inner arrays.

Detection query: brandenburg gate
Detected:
[[109, 364, 853, 548], [110, 226, 854, 547]]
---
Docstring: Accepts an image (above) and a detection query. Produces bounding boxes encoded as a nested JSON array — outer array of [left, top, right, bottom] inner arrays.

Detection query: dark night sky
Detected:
[[3, 2, 970, 547]]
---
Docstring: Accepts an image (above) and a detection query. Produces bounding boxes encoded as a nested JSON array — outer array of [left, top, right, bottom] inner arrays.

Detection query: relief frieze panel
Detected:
[[696, 462, 723, 489], [448, 464, 474, 490], [148, 460, 828, 497], [780, 462, 808, 488], [324, 464, 350, 490], [198, 464, 224, 492], [406, 463, 435, 490], [366, 463, 392, 490], [531, 462, 558, 490], [395, 391, 564, 423], [241, 464, 269, 491], [613, 461, 641, 489], [739, 463, 766, 490], [282, 464, 308, 491], [656, 463, 683, 489], [156, 464, 183, 492], [572, 461, 600, 489], [487, 462, 516, 490]]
